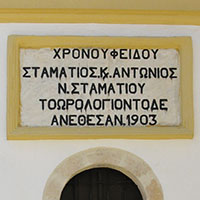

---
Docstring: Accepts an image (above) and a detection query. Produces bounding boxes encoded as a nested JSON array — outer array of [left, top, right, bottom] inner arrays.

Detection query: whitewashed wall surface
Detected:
[[0, 24, 200, 200]]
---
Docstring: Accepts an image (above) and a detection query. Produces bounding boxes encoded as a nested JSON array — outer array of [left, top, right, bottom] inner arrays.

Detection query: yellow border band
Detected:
[[0, 9, 200, 25], [1, 0, 200, 10], [7, 36, 194, 140]]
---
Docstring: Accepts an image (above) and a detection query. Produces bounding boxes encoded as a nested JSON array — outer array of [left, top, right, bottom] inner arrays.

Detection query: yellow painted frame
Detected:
[[0, 9, 200, 25], [7, 35, 193, 140], [0, 0, 200, 24]]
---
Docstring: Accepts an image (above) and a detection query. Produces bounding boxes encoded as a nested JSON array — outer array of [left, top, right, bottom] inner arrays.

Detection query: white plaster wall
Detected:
[[0, 23, 200, 200]]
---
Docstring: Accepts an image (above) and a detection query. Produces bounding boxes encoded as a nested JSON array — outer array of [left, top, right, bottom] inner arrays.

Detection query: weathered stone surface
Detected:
[[43, 147, 163, 200]]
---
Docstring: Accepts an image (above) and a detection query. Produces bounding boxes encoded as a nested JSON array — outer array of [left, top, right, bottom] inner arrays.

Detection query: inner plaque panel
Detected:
[[7, 36, 193, 139]]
